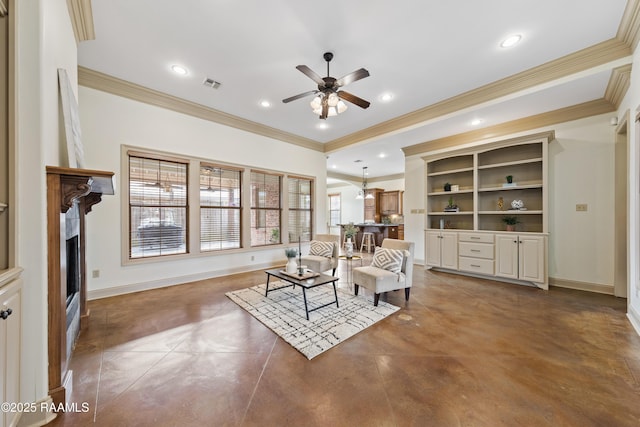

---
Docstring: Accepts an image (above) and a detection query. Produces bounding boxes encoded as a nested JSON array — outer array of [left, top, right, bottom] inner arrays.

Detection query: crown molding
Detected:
[[0, 1, 7, 17], [617, 0, 640, 51], [402, 99, 614, 157], [325, 38, 630, 153], [327, 170, 405, 183], [605, 64, 632, 108], [78, 67, 324, 152], [66, 0, 95, 42]]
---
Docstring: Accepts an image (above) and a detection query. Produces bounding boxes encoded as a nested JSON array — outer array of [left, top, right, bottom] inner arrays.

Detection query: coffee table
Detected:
[[264, 268, 339, 320]]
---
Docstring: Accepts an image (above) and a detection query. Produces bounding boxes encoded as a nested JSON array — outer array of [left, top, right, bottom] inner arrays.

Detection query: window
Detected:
[[288, 177, 313, 243], [200, 165, 241, 251], [125, 147, 315, 260], [250, 171, 281, 246], [328, 193, 341, 227], [129, 155, 188, 258]]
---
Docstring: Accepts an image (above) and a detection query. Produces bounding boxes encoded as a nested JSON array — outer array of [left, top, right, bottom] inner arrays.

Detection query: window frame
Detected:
[[127, 153, 189, 260], [122, 146, 316, 264], [199, 163, 243, 252]]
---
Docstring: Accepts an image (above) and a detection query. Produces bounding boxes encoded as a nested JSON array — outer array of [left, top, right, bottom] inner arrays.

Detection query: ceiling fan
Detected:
[[282, 52, 370, 120]]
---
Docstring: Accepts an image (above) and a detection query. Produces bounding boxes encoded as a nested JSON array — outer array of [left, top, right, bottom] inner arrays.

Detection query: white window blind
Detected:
[[200, 165, 241, 251]]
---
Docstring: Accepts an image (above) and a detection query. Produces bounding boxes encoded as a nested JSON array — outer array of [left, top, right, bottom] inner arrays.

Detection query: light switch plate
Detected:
[[576, 204, 588, 212]]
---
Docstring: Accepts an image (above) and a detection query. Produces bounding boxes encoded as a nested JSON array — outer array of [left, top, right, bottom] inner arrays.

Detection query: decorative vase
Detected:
[[286, 257, 297, 274], [345, 238, 354, 258], [506, 225, 515, 232]]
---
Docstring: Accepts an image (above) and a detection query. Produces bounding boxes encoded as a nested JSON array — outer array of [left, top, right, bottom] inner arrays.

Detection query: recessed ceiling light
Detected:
[[380, 93, 393, 102], [378, 153, 387, 158], [260, 100, 271, 108], [500, 34, 522, 48], [332, 164, 337, 169], [471, 118, 484, 126], [170, 64, 188, 75], [317, 122, 328, 130]]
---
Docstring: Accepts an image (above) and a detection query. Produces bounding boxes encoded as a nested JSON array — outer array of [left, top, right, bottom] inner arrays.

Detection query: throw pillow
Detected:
[[309, 240, 334, 258], [371, 247, 405, 273]]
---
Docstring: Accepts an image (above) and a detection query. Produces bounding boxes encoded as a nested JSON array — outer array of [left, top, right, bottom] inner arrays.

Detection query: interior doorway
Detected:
[[614, 111, 629, 300]]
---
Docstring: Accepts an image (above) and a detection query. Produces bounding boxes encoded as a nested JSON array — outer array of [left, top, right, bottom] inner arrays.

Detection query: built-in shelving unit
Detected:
[[423, 131, 553, 289]]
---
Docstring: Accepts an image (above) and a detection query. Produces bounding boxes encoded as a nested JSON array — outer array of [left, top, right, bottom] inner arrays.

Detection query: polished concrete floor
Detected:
[[50, 257, 640, 426]]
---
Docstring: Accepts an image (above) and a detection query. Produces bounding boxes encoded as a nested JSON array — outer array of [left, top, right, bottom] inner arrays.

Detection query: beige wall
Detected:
[[78, 86, 328, 298]]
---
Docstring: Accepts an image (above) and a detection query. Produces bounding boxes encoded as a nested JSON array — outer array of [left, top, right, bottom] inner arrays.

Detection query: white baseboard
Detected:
[[16, 396, 56, 427], [549, 277, 615, 295], [87, 262, 277, 300], [628, 303, 640, 337]]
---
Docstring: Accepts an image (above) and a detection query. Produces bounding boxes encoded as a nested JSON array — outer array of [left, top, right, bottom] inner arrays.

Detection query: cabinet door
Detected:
[[425, 231, 442, 267], [519, 235, 545, 283], [1, 280, 21, 427], [495, 234, 519, 280], [441, 232, 458, 269]]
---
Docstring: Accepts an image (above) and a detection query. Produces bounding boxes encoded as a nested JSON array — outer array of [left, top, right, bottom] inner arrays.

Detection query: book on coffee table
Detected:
[[279, 269, 320, 280]]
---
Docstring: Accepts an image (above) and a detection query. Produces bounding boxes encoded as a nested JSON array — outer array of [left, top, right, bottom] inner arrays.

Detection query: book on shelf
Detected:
[[443, 207, 460, 212]]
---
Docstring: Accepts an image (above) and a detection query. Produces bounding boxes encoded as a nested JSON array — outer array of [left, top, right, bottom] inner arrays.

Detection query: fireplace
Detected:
[[47, 166, 114, 406], [64, 202, 81, 364]]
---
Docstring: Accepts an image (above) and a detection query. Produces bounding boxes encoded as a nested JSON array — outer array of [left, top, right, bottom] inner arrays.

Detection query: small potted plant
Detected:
[[343, 223, 359, 241], [284, 247, 298, 273], [444, 196, 458, 212], [505, 175, 513, 184], [501, 215, 519, 231]]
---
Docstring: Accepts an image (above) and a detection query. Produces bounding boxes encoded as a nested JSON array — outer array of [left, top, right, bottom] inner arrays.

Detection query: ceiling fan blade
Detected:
[[282, 90, 318, 103], [296, 65, 325, 86], [338, 91, 371, 109], [336, 68, 370, 87]]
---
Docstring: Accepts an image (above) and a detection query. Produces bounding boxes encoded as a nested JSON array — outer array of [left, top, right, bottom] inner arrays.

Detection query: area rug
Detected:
[[226, 282, 399, 359]]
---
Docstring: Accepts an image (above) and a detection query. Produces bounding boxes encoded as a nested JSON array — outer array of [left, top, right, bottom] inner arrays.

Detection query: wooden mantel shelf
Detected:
[[46, 166, 115, 406], [46, 165, 115, 196]]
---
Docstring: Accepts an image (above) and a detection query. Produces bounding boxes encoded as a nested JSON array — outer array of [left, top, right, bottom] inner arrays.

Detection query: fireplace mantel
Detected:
[[46, 166, 114, 406]]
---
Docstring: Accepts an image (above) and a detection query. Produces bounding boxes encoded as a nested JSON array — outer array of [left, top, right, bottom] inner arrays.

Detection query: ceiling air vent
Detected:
[[202, 78, 221, 89]]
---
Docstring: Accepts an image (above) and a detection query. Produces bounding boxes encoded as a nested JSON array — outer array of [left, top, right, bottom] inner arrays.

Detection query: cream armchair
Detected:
[[300, 234, 340, 276], [353, 238, 415, 306]]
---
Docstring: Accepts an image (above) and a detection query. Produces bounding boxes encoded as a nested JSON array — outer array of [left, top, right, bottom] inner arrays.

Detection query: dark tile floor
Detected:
[[49, 256, 640, 426]]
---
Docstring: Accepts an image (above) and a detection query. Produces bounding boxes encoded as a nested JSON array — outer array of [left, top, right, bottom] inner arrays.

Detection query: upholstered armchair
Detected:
[[353, 238, 415, 306], [300, 234, 340, 276]]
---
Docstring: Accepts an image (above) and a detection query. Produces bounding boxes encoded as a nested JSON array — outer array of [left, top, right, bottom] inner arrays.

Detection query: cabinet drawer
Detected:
[[459, 242, 494, 259], [459, 257, 494, 275], [458, 232, 494, 243]]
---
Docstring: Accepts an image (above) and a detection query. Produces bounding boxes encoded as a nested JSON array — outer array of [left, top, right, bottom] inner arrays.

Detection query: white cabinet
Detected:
[[0, 270, 22, 427], [495, 234, 546, 288], [426, 230, 458, 270], [458, 232, 494, 276]]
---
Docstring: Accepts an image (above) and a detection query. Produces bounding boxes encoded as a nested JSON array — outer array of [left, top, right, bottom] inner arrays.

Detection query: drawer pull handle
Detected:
[[0, 308, 12, 320], [471, 264, 481, 268], [470, 237, 480, 240], [470, 249, 480, 252]]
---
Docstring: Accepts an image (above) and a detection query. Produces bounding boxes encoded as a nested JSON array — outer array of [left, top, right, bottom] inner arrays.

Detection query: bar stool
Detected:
[[360, 232, 375, 253]]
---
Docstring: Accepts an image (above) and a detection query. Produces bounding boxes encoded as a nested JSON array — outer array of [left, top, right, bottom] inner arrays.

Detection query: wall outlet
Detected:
[[92, 269, 100, 278], [251, 255, 255, 261], [576, 204, 588, 212]]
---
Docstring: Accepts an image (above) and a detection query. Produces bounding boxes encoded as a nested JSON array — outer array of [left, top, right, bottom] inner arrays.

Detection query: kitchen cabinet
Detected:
[[380, 190, 403, 215], [495, 234, 545, 285], [363, 188, 384, 223], [426, 230, 458, 270]]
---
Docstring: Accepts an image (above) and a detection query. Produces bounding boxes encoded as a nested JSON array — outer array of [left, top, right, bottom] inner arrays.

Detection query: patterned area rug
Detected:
[[226, 282, 399, 359]]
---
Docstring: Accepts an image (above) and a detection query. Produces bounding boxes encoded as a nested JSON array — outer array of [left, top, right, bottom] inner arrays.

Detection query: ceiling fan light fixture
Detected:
[[327, 92, 339, 107], [310, 94, 322, 109], [337, 100, 348, 114]]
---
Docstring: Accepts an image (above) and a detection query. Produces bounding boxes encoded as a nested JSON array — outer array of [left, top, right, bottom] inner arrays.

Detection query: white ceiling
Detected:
[[78, 0, 630, 181]]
